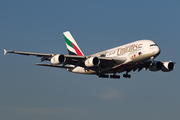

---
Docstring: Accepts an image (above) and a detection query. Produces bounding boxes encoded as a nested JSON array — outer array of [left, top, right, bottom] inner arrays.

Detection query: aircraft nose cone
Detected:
[[155, 46, 161, 56]]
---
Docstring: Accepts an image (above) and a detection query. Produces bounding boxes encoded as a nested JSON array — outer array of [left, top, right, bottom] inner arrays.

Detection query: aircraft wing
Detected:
[[125, 61, 151, 73], [35, 63, 75, 69], [82, 56, 127, 72], [4, 49, 53, 61], [35, 56, 127, 71], [4, 49, 127, 71], [4, 49, 86, 62], [4, 50, 52, 56]]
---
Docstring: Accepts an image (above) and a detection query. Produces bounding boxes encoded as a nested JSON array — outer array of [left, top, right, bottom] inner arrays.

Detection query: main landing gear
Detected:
[[99, 74, 109, 78], [123, 73, 131, 78], [98, 72, 131, 79], [98, 72, 120, 79], [99, 74, 120, 79], [110, 74, 120, 79]]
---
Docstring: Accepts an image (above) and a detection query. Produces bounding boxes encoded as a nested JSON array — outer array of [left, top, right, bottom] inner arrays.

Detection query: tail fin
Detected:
[[63, 31, 84, 56]]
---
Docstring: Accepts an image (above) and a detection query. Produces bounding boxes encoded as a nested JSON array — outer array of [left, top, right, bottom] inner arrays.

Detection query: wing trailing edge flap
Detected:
[[35, 63, 74, 69]]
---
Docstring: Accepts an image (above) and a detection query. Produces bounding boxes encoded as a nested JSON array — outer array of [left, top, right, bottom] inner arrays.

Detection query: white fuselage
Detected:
[[68, 40, 161, 74]]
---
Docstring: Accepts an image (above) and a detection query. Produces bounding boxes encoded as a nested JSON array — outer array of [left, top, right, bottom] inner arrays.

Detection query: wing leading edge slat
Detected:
[[5, 50, 52, 57]]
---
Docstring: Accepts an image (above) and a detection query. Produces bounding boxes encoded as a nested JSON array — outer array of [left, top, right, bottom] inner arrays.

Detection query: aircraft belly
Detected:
[[67, 67, 96, 74], [104, 64, 136, 73]]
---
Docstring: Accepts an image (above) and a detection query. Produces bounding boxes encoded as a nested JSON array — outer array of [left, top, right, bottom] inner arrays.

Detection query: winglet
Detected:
[[4, 49, 7, 55]]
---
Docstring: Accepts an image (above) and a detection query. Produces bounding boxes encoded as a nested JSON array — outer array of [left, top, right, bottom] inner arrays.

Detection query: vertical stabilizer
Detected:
[[63, 31, 84, 56]]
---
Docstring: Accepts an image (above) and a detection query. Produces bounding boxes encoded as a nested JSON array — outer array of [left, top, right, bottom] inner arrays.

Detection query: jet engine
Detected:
[[50, 54, 66, 65], [85, 57, 100, 67], [149, 61, 163, 71], [161, 62, 175, 72]]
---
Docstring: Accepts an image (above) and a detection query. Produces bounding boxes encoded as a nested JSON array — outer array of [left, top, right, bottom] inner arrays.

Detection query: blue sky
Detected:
[[0, 0, 179, 120]]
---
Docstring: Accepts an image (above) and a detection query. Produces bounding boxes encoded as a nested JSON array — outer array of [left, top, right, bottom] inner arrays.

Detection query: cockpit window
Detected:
[[150, 44, 157, 47]]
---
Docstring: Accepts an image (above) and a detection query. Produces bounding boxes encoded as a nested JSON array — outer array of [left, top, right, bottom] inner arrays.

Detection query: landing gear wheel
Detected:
[[99, 74, 109, 78], [128, 75, 131, 78], [110, 75, 120, 79], [123, 74, 131, 78]]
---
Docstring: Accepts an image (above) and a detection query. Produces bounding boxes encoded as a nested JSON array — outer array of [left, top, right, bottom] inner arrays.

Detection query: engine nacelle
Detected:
[[149, 61, 163, 71], [161, 62, 175, 72], [50, 54, 66, 65], [85, 57, 100, 67]]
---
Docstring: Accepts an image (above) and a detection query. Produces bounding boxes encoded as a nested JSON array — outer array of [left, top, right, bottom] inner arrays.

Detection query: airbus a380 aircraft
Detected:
[[4, 31, 175, 79]]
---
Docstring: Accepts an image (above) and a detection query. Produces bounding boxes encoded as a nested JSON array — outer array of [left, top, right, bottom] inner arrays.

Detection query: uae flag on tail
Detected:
[[63, 31, 84, 56]]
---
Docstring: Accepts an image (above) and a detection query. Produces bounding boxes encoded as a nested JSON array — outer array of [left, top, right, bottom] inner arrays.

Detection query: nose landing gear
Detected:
[[123, 71, 131, 78], [150, 56, 155, 66]]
